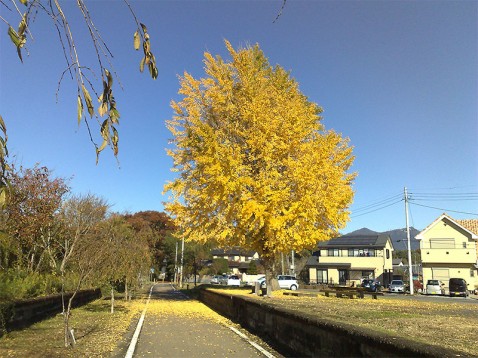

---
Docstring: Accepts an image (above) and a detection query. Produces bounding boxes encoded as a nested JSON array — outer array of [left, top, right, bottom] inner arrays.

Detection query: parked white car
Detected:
[[256, 275, 299, 290], [277, 275, 299, 290], [227, 275, 241, 286], [425, 279, 445, 295]]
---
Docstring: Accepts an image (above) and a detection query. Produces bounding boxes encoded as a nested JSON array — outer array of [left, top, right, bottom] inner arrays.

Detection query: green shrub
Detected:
[[0, 270, 64, 300]]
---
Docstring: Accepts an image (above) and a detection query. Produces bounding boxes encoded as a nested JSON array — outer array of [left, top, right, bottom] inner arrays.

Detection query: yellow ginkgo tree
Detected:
[[165, 40, 356, 292]]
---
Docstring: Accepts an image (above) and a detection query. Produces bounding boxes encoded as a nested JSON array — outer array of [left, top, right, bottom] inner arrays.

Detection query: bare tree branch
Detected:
[[273, 0, 287, 23]]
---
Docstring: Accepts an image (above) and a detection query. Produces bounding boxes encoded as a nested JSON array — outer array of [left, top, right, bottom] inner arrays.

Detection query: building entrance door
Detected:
[[338, 270, 348, 285]]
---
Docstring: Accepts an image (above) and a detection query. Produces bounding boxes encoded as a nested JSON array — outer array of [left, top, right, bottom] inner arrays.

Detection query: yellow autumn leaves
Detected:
[[147, 298, 232, 326], [165, 40, 356, 258]]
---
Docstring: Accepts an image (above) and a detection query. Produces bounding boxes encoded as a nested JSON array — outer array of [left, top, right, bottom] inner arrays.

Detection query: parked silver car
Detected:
[[389, 280, 405, 293], [210, 275, 221, 284], [425, 279, 445, 295], [218, 274, 229, 285]]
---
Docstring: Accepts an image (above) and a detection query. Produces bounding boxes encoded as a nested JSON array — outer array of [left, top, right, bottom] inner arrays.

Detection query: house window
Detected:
[[316, 269, 328, 283], [430, 238, 455, 249], [363, 249, 375, 257], [471, 269, 475, 277], [349, 249, 359, 257], [328, 249, 339, 257], [386, 249, 390, 259], [463, 242, 467, 248], [362, 271, 374, 279]]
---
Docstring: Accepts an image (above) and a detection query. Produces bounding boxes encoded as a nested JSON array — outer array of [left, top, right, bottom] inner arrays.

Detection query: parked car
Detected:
[[255, 275, 299, 290], [361, 279, 381, 292], [210, 275, 221, 284], [218, 274, 229, 285], [389, 280, 405, 293], [425, 279, 445, 295], [256, 276, 266, 287], [227, 275, 241, 287], [449, 278, 469, 297], [277, 275, 299, 290]]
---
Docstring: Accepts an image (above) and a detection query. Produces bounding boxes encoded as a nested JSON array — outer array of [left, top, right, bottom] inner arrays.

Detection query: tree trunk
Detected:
[[64, 289, 78, 347], [61, 270, 65, 314], [125, 281, 128, 301], [63, 310, 70, 348], [34, 249, 47, 273], [264, 258, 276, 297], [265, 269, 273, 297], [110, 285, 115, 314]]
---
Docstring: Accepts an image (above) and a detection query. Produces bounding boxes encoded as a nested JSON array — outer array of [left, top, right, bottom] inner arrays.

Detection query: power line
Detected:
[[410, 198, 478, 202], [352, 193, 402, 214], [410, 192, 478, 195], [351, 199, 403, 218], [409, 202, 478, 216], [409, 201, 415, 228], [408, 185, 478, 191], [409, 192, 478, 199]]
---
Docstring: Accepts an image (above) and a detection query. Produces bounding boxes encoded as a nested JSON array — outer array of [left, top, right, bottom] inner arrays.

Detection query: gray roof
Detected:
[[316, 234, 391, 249]]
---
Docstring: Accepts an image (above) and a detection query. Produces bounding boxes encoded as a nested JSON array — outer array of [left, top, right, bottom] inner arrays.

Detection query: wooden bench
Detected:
[[361, 291, 384, 299], [322, 288, 384, 299], [283, 291, 319, 298], [323, 289, 357, 299], [354, 289, 384, 299]]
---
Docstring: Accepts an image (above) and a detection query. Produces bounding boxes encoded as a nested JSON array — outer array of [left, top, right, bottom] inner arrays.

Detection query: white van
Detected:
[[425, 279, 445, 295]]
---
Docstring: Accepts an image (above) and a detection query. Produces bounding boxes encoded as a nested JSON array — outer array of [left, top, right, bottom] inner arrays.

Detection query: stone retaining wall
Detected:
[[0, 288, 101, 336], [198, 289, 468, 357]]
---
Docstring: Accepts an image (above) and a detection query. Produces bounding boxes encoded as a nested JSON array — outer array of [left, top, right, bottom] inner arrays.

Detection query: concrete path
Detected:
[[131, 283, 278, 358]]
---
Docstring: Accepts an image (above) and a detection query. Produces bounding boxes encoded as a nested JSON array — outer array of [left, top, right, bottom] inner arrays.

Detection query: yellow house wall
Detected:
[[421, 220, 476, 264], [308, 241, 394, 285], [420, 218, 478, 292], [422, 265, 478, 291]]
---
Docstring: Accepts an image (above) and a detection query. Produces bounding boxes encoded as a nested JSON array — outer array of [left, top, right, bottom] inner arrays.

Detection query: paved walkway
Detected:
[[131, 283, 276, 358]]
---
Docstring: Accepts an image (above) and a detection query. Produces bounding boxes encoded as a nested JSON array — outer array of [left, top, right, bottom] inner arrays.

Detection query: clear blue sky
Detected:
[[1, 0, 477, 234]]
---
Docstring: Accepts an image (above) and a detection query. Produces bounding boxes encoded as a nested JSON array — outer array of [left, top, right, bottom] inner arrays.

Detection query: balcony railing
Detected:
[[420, 243, 477, 250]]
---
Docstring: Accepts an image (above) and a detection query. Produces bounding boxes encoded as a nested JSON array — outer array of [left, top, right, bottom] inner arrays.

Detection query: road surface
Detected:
[[131, 283, 280, 358]]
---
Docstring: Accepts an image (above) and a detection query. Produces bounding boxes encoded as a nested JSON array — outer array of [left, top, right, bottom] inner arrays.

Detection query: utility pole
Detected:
[[179, 238, 185, 288], [404, 187, 414, 295]]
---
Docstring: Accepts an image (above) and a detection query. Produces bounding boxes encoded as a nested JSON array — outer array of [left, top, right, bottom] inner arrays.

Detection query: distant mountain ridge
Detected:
[[345, 227, 421, 250]]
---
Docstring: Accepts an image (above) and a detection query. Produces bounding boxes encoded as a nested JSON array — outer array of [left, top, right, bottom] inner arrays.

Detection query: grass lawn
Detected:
[[0, 297, 145, 357], [206, 286, 478, 356]]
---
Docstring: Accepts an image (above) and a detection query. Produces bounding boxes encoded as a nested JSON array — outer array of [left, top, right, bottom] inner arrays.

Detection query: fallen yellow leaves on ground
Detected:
[[0, 298, 146, 357], [147, 297, 232, 326]]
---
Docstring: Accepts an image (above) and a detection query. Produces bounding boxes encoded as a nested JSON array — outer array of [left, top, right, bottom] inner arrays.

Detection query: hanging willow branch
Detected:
[[2, 0, 158, 167]]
